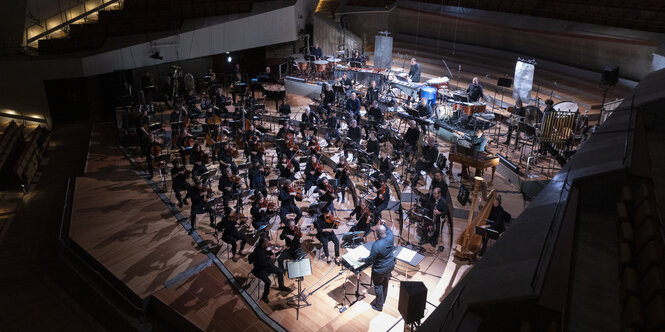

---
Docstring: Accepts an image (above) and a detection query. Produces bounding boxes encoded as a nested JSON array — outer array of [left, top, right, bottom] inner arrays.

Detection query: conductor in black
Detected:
[[359, 220, 395, 311]]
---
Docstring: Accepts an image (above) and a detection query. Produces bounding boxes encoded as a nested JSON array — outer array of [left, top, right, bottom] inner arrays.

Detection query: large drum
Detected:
[[421, 86, 437, 106], [314, 60, 329, 72], [297, 60, 309, 72], [427, 77, 449, 90], [553, 101, 579, 113]]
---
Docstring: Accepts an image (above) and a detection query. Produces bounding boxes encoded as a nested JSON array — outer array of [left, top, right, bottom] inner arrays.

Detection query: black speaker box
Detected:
[[398, 281, 428, 324], [601, 65, 619, 86]]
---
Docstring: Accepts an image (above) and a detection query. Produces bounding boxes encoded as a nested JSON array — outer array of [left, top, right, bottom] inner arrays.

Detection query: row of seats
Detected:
[[0, 121, 24, 172], [0, 121, 51, 192], [38, 0, 264, 55], [617, 180, 665, 330]]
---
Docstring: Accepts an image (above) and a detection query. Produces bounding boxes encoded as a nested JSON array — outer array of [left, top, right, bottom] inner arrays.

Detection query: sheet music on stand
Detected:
[[396, 247, 417, 262], [341, 245, 370, 272], [287, 258, 312, 279]]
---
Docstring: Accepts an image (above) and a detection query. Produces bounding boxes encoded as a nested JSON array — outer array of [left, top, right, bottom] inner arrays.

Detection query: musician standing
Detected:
[[313, 209, 340, 264], [467, 77, 484, 103], [249, 237, 291, 304], [408, 58, 421, 83], [504, 98, 525, 146], [279, 98, 291, 116], [278, 180, 303, 224], [359, 220, 395, 312]]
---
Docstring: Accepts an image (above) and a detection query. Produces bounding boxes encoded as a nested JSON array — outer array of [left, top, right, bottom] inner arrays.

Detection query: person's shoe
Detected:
[[371, 304, 382, 312], [231, 256, 238, 262], [326, 257, 332, 264], [261, 295, 270, 304], [277, 286, 291, 292]]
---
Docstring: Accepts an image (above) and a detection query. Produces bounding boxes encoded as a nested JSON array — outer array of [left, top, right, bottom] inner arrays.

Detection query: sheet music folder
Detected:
[[287, 258, 312, 279]]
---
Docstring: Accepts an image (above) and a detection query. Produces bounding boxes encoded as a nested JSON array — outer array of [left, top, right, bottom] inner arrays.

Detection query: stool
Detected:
[[244, 271, 278, 301]]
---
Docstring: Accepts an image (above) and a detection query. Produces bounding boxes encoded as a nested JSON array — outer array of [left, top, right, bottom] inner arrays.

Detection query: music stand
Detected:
[[287, 258, 312, 320], [400, 192, 423, 251]]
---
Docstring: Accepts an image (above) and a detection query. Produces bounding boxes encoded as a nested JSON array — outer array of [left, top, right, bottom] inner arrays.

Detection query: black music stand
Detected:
[[339, 244, 372, 312], [286, 258, 312, 320]]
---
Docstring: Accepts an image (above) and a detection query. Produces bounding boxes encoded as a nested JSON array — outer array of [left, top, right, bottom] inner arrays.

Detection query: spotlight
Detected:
[[227, 56, 232, 63], [150, 51, 163, 60]]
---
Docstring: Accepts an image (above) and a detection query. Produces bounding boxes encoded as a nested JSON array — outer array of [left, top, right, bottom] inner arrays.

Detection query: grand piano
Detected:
[[448, 143, 500, 184]]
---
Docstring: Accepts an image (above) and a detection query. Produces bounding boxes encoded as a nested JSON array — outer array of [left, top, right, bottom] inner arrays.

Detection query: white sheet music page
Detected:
[[397, 247, 416, 262], [343, 245, 371, 268]]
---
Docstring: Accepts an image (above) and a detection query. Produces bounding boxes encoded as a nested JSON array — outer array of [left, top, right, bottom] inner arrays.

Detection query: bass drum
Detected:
[[553, 101, 579, 113]]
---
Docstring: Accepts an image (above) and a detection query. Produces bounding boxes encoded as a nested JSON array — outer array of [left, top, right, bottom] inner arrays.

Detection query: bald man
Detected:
[[360, 220, 395, 312], [467, 77, 484, 103]]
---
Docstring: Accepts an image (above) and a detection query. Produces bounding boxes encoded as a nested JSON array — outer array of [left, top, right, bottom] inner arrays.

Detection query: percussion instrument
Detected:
[[437, 104, 454, 120], [523, 105, 542, 125], [452, 102, 487, 116], [327, 57, 342, 64], [297, 60, 309, 72], [427, 77, 449, 90], [553, 101, 579, 113], [314, 60, 329, 72], [396, 72, 409, 81], [421, 86, 437, 106]]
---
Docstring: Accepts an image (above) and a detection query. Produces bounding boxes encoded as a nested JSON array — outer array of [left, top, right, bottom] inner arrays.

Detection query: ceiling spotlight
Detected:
[[150, 51, 163, 60], [227, 56, 232, 63]]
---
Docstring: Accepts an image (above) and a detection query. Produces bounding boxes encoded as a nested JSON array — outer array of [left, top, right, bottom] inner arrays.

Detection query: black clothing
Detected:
[[467, 83, 484, 102], [366, 138, 380, 156], [348, 126, 362, 143], [368, 107, 384, 124], [249, 167, 269, 197], [340, 77, 353, 90], [314, 216, 340, 258], [249, 246, 285, 299], [312, 47, 323, 60], [422, 194, 449, 244], [278, 103, 291, 116], [366, 87, 380, 104], [188, 185, 215, 230], [408, 63, 421, 83], [278, 187, 302, 224], [346, 98, 361, 119], [417, 103, 433, 118], [300, 112, 318, 137], [219, 216, 246, 255], [487, 205, 510, 233], [322, 89, 335, 107], [349, 205, 371, 237], [404, 127, 420, 146]]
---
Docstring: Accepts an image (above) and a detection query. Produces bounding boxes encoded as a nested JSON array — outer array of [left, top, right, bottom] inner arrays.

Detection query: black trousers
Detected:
[[317, 232, 339, 258], [280, 204, 302, 224], [277, 248, 305, 271], [172, 184, 190, 204], [254, 265, 284, 298], [222, 228, 246, 255], [190, 204, 214, 230]]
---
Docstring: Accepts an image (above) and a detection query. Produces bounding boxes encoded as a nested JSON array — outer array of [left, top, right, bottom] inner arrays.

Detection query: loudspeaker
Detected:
[[398, 281, 427, 324], [601, 65, 619, 86], [497, 77, 513, 87], [374, 35, 393, 69]]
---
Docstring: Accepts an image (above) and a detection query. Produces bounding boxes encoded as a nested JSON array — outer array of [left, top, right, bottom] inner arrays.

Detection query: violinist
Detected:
[[190, 144, 209, 179], [278, 180, 303, 224], [300, 107, 318, 139], [373, 175, 390, 223], [248, 236, 291, 304], [277, 153, 299, 181], [276, 122, 296, 158], [313, 208, 340, 265], [366, 131, 380, 161], [250, 193, 271, 233], [412, 136, 438, 187], [187, 182, 216, 234], [350, 199, 372, 238], [177, 127, 195, 164], [318, 177, 336, 212], [304, 155, 323, 193], [216, 206, 247, 262], [217, 141, 238, 174], [307, 136, 321, 157], [324, 109, 342, 147], [248, 160, 269, 197], [249, 135, 266, 165], [334, 158, 351, 203], [277, 219, 306, 272], [171, 160, 190, 208], [218, 167, 241, 207], [243, 124, 258, 161]]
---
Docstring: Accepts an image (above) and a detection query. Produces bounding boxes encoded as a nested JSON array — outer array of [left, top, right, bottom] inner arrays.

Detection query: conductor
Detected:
[[359, 221, 395, 312]]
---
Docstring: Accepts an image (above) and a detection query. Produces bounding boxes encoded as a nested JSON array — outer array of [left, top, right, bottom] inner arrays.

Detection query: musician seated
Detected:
[[277, 220, 306, 272], [412, 137, 438, 187], [249, 136, 265, 166], [249, 160, 269, 198], [276, 122, 296, 158], [307, 136, 321, 157], [344, 120, 363, 161], [190, 144, 209, 179], [345, 92, 361, 120], [300, 107, 318, 139], [404, 120, 421, 159], [318, 177, 336, 212], [504, 98, 525, 146], [218, 206, 247, 262], [250, 193, 271, 233], [313, 208, 340, 264], [373, 175, 391, 223], [420, 187, 448, 246], [146, 136, 162, 178], [417, 98, 433, 119], [367, 101, 384, 126], [320, 84, 335, 109], [218, 167, 241, 207], [217, 141, 238, 174], [350, 199, 373, 238], [312, 43, 323, 60], [466, 77, 484, 103], [339, 73, 352, 92], [231, 72, 246, 104], [169, 102, 188, 123], [278, 180, 303, 224], [460, 128, 487, 178], [232, 105, 246, 122], [244, 93, 257, 112], [171, 160, 190, 208], [278, 98, 291, 117], [487, 195, 510, 234], [430, 170, 449, 196], [277, 153, 299, 181], [324, 110, 342, 147], [177, 128, 195, 164], [304, 155, 323, 193], [334, 158, 351, 203], [187, 183, 215, 234], [366, 131, 380, 161], [184, 89, 198, 108], [248, 237, 291, 304], [371, 150, 393, 188]]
